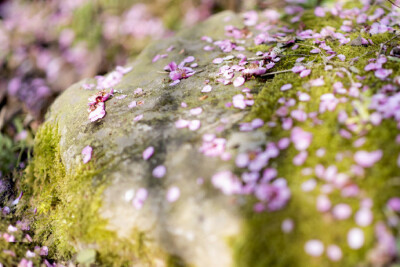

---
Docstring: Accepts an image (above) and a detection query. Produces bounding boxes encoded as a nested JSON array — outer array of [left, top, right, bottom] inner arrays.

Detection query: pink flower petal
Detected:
[[134, 114, 143, 121], [327, 245, 342, 261], [142, 146, 154, 160], [188, 120, 201, 131], [133, 188, 148, 210], [304, 240, 324, 257], [233, 76, 245, 87], [190, 107, 203, 115], [300, 69, 311, 77], [89, 102, 106, 122], [347, 228, 364, 249], [355, 208, 373, 227], [166, 186, 180, 202], [387, 197, 400, 211], [152, 165, 166, 178], [332, 203, 352, 220], [281, 218, 294, 233], [213, 58, 224, 64], [281, 84, 292, 91], [201, 85, 212, 93], [82, 146, 93, 164], [128, 101, 137, 109], [354, 150, 382, 168]]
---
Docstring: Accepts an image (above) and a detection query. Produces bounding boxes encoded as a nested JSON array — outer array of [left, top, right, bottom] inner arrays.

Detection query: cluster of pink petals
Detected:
[[95, 65, 132, 90], [211, 171, 242, 195], [354, 150, 382, 168], [232, 94, 254, 109], [291, 127, 312, 151], [87, 88, 114, 122], [164, 59, 196, 86], [254, 178, 291, 211], [133, 188, 148, 210], [199, 134, 229, 159], [175, 119, 201, 131]]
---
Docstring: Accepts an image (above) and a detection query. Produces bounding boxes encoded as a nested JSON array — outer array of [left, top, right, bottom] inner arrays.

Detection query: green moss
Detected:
[[19, 121, 176, 266], [232, 11, 400, 267]]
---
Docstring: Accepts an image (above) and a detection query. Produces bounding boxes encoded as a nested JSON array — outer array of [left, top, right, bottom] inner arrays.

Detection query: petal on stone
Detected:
[[142, 146, 155, 160], [81, 146, 93, 164]]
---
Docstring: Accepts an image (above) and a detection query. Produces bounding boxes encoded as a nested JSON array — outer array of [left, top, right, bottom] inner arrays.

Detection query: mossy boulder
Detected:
[[22, 5, 400, 267]]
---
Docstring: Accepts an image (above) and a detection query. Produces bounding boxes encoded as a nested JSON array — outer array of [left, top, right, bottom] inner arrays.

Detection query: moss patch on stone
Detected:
[[231, 10, 400, 267], [19, 121, 177, 266]]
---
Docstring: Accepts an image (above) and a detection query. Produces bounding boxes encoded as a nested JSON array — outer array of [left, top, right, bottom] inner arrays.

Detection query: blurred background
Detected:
[[0, 0, 290, 177]]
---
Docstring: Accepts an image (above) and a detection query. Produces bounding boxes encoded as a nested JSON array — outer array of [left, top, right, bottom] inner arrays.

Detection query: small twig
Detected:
[[280, 54, 311, 57], [378, 32, 400, 55], [261, 69, 293, 77]]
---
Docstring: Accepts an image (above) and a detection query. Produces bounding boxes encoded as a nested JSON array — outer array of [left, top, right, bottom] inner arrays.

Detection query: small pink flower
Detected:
[[142, 146, 154, 160], [82, 146, 93, 164], [152, 165, 166, 178]]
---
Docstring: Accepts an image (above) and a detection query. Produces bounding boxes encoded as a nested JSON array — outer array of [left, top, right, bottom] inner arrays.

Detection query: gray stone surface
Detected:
[[45, 11, 265, 267]]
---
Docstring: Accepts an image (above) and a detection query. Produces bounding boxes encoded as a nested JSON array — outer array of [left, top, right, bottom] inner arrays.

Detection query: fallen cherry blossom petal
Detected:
[[233, 76, 245, 87], [281, 84, 292, 91], [166, 186, 180, 202], [142, 146, 154, 160], [152, 165, 166, 178], [305, 240, 324, 257], [347, 228, 364, 249], [327, 245, 342, 261], [82, 146, 93, 164], [354, 150, 382, 168], [202, 85, 212, 92]]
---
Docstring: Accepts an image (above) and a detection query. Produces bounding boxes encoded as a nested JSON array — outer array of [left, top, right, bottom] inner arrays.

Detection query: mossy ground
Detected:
[[232, 6, 400, 267], [17, 122, 180, 266]]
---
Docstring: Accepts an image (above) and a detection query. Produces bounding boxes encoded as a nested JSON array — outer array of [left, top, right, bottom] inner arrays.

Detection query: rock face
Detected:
[[25, 5, 400, 267], [35, 11, 253, 267]]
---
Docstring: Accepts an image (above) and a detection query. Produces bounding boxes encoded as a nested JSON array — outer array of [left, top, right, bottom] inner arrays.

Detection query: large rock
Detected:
[[25, 5, 400, 267]]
